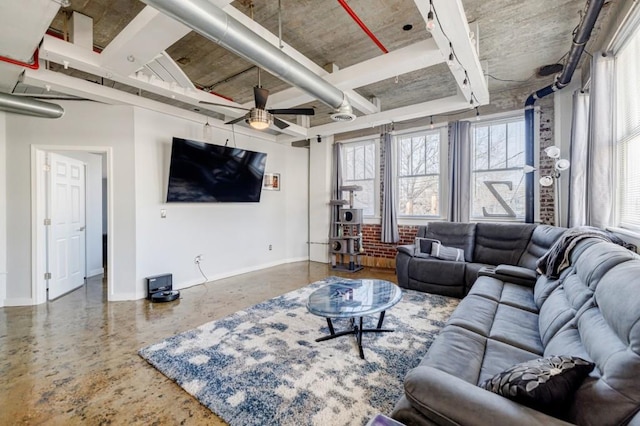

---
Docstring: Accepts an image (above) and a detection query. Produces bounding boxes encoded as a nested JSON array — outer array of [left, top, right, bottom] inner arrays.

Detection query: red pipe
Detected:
[[337, 0, 388, 54], [0, 48, 39, 70]]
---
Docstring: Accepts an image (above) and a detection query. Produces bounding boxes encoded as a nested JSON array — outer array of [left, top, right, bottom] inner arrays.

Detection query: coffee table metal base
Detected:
[[315, 312, 393, 359]]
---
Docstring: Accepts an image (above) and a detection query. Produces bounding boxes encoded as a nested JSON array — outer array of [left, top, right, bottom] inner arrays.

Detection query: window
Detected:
[[616, 22, 640, 231], [342, 140, 377, 216], [397, 129, 442, 216], [470, 116, 526, 220]]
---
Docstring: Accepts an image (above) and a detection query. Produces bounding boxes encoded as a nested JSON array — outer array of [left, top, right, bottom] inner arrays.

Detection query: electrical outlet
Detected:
[[194, 254, 203, 264], [268, 244, 272, 251]]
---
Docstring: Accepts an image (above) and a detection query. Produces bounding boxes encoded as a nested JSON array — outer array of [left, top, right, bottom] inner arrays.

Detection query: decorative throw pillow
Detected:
[[414, 238, 440, 258], [430, 241, 465, 261], [480, 355, 595, 416]]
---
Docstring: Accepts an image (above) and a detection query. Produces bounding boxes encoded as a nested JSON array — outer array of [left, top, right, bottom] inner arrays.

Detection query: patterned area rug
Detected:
[[139, 277, 458, 426]]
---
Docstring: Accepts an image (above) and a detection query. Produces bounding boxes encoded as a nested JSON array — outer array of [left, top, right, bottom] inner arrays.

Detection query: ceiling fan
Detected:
[[200, 86, 314, 130]]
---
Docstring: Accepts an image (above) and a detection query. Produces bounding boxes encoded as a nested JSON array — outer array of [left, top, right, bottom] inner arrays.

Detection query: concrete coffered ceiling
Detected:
[[0, 0, 621, 143]]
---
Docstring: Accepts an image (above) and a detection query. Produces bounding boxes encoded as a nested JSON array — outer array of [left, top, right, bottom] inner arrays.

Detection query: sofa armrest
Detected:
[[397, 244, 415, 256], [478, 265, 537, 288], [404, 366, 573, 426]]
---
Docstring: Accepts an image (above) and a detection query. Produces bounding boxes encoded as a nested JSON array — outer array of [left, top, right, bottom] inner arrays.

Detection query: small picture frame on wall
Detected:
[[263, 172, 280, 191]]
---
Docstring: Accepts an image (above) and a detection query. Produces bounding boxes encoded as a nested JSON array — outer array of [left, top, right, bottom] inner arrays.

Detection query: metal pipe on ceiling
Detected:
[[0, 92, 64, 119], [336, 0, 388, 54], [142, 0, 353, 115], [523, 0, 605, 223]]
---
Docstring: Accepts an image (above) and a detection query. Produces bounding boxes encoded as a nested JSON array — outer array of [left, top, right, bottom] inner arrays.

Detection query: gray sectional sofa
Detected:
[[391, 223, 640, 425], [396, 222, 565, 297]]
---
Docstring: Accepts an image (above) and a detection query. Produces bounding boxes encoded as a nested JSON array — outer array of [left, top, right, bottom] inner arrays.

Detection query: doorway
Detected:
[[31, 146, 113, 304]]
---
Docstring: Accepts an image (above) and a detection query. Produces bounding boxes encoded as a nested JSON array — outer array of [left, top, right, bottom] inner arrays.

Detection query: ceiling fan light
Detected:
[[246, 108, 271, 130]]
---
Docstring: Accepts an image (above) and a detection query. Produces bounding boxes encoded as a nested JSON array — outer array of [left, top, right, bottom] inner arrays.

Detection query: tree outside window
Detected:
[[397, 131, 440, 216], [470, 117, 526, 220], [342, 141, 376, 216]]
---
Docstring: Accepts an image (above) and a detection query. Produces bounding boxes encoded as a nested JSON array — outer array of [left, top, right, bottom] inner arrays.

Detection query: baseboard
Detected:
[[107, 292, 138, 302], [180, 256, 311, 290], [0, 272, 5, 307], [360, 256, 396, 269], [87, 267, 105, 278]]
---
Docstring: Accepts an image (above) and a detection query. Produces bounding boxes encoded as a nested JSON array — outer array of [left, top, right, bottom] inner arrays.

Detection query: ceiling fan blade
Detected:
[[199, 101, 250, 111], [225, 116, 246, 125], [254, 86, 269, 110], [273, 117, 290, 129], [268, 108, 315, 116]]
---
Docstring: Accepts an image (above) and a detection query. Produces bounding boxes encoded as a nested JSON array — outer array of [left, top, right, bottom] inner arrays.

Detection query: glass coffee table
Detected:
[[306, 279, 403, 359]]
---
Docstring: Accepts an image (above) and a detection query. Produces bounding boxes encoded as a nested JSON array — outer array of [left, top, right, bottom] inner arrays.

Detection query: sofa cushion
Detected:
[[473, 222, 536, 266], [518, 225, 567, 270], [414, 237, 439, 257], [430, 241, 465, 261], [469, 276, 537, 312], [418, 222, 476, 262], [408, 257, 466, 286], [480, 355, 595, 417], [446, 292, 543, 354]]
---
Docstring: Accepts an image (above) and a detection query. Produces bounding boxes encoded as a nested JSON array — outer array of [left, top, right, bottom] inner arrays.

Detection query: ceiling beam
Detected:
[[266, 39, 443, 109], [41, 35, 241, 115], [277, 94, 470, 143], [19, 67, 280, 143], [414, 0, 489, 105], [99, 6, 192, 78]]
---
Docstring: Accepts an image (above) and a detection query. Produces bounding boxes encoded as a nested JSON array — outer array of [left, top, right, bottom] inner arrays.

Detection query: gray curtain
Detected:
[[381, 132, 399, 243], [330, 142, 343, 239], [448, 121, 471, 222], [571, 52, 616, 228], [568, 90, 590, 227]]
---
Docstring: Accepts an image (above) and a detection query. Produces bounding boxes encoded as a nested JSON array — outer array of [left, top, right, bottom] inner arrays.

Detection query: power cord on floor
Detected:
[[197, 261, 209, 287]]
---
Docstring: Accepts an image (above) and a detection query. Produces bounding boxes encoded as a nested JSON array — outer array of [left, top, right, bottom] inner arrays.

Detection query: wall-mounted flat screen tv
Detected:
[[167, 137, 267, 202]]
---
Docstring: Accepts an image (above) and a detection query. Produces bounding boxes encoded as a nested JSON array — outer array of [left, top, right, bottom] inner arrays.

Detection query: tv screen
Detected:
[[166, 137, 267, 202]]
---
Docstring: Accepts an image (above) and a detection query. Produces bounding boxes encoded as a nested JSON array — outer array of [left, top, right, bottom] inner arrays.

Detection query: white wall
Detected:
[[132, 108, 309, 298], [5, 101, 136, 304], [0, 112, 6, 307], [2, 101, 309, 304], [53, 151, 104, 277], [308, 135, 333, 263]]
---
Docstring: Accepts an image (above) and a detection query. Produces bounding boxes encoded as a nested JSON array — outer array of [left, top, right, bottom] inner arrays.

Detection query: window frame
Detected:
[[613, 9, 640, 233], [469, 113, 529, 223], [395, 125, 449, 223], [340, 137, 380, 219]]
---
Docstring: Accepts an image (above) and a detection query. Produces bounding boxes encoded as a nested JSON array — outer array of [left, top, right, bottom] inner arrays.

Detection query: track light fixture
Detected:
[[429, 116, 434, 129]]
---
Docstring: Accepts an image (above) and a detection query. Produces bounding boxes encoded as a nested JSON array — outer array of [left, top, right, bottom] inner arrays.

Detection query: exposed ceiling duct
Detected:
[[141, 0, 354, 121], [0, 91, 64, 118]]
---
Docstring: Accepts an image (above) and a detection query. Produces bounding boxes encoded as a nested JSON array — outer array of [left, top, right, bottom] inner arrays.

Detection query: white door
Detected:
[[47, 153, 86, 300]]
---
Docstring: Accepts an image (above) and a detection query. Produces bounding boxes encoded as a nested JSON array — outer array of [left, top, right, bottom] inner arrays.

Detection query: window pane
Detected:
[[471, 117, 526, 221], [470, 170, 526, 219], [342, 140, 376, 217], [507, 121, 525, 167], [616, 24, 640, 231], [399, 138, 412, 176], [475, 126, 489, 169], [412, 136, 426, 175], [354, 145, 365, 180], [426, 134, 440, 174], [489, 124, 507, 169], [398, 176, 440, 216]]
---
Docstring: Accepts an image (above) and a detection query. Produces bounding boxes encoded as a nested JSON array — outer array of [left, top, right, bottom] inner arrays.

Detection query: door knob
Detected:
[[78, 226, 85, 231]]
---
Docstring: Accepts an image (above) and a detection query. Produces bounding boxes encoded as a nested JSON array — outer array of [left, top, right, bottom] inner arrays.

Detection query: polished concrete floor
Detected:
[[0, 262, 397, 425]]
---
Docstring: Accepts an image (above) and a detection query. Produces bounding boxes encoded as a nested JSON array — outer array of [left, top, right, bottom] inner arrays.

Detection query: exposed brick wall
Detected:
[[538, 98, 556, 225]]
